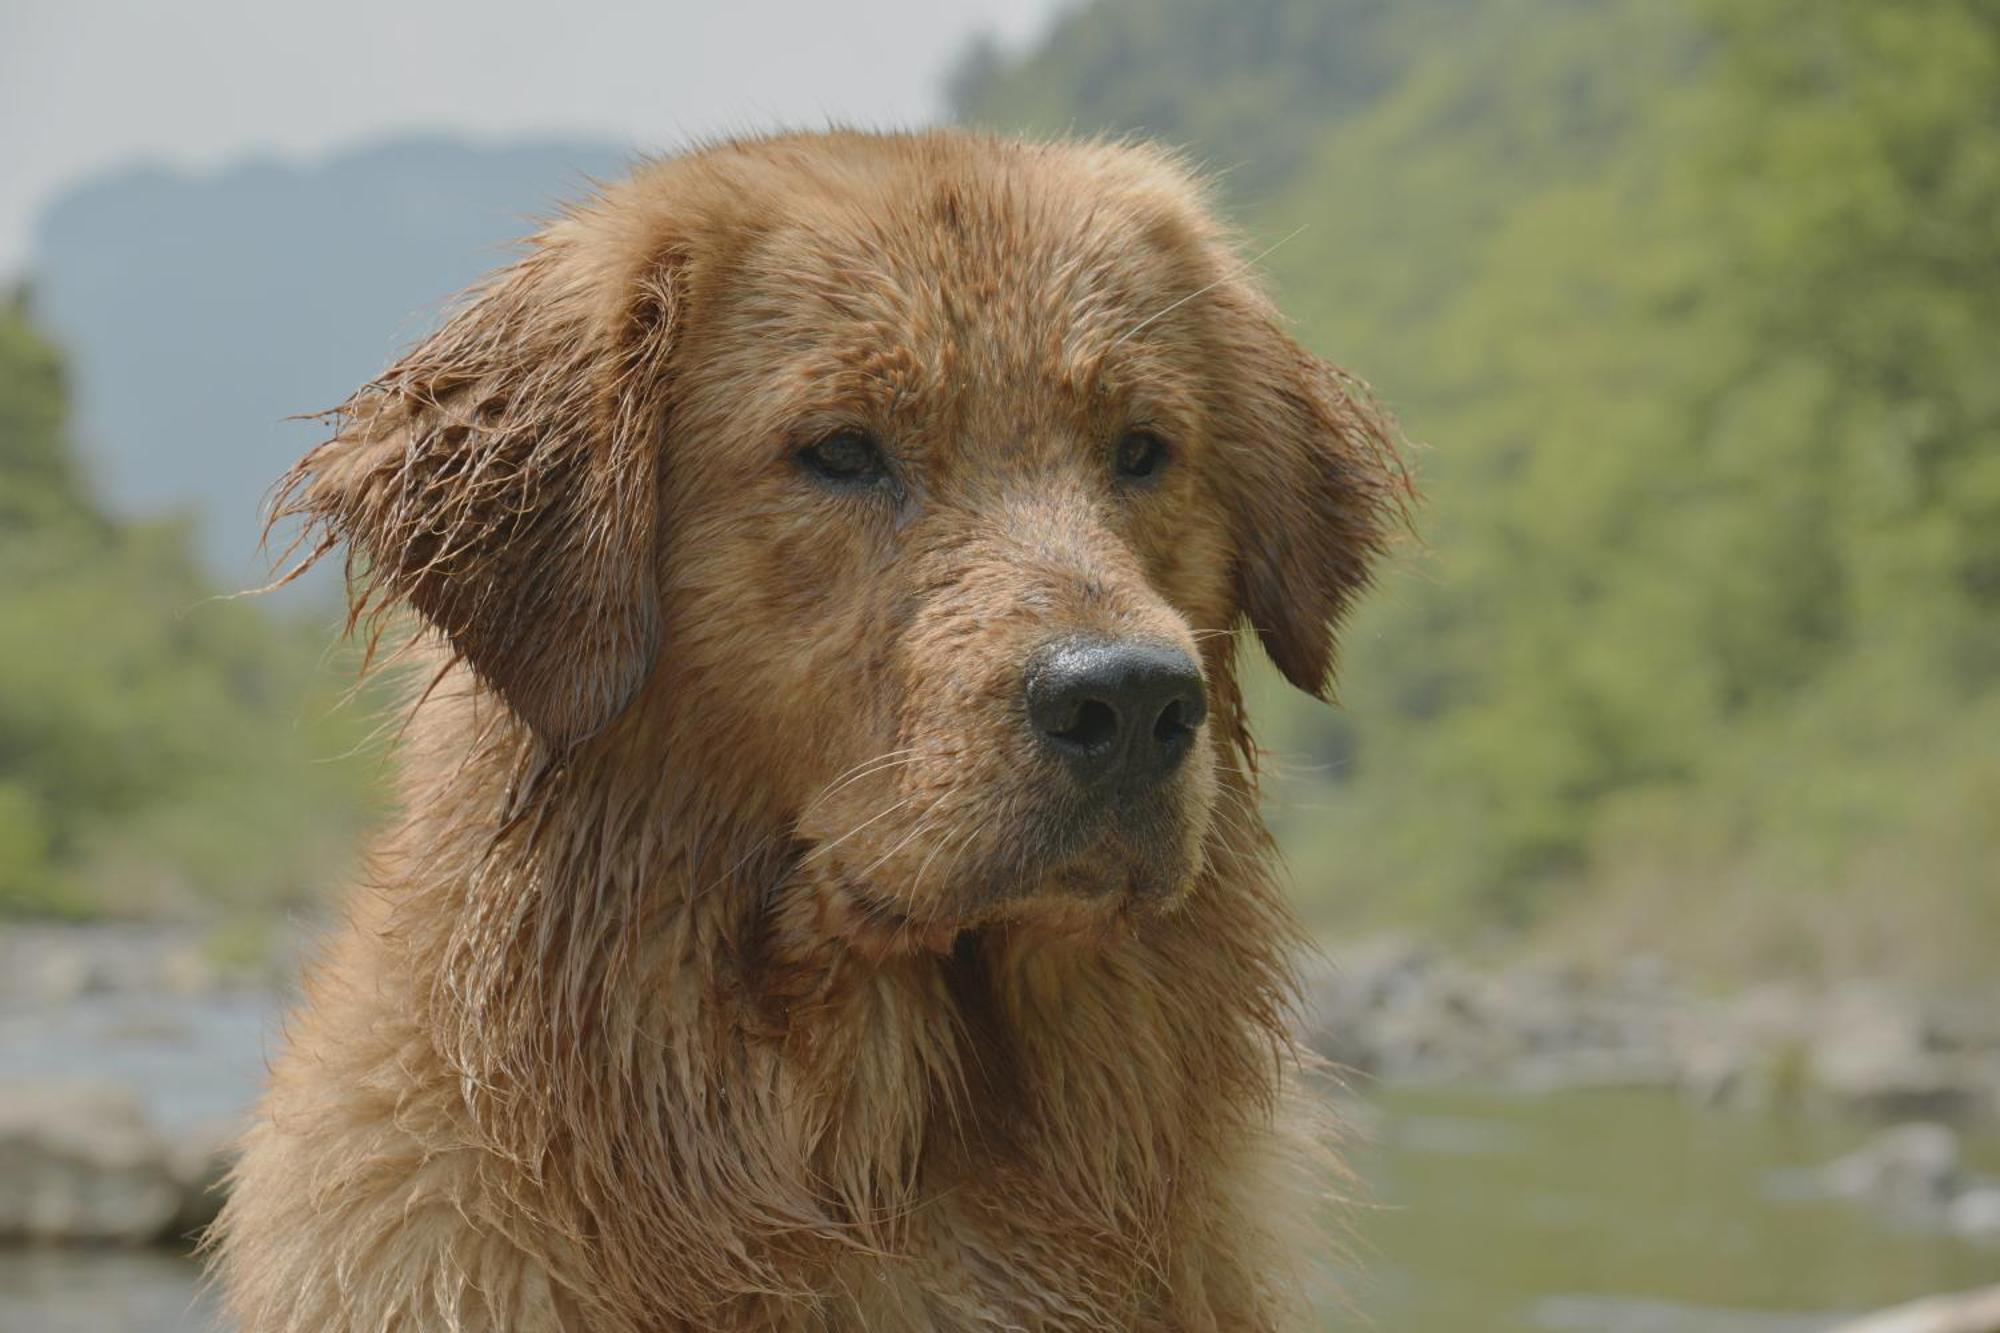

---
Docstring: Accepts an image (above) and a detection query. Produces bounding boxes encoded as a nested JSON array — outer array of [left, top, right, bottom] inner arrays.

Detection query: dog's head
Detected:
[[281, 131, 1405, 956]]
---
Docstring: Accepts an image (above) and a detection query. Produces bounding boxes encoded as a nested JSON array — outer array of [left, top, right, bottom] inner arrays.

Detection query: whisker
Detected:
[[926, 816, 997, 951], [798, 791, 926, 866], [849, 800, 947, 886], [911, 820, 977, 914], [802, 746, 921, 812], [694, 747, 923, 902]]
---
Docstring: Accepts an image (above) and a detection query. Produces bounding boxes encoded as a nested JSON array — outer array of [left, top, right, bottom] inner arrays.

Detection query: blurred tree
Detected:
[[0, 296, 377, 918], [0, 289, 98, 536]]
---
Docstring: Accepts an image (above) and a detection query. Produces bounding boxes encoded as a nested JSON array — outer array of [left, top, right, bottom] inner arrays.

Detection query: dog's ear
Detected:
[[274, 228, 684, 749], [1216, 295, 1411, 699]]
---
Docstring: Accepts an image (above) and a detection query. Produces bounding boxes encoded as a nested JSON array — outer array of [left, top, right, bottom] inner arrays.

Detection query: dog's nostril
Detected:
[[1052, 699, 1119, 752], [1024, 636, 1206, 792]]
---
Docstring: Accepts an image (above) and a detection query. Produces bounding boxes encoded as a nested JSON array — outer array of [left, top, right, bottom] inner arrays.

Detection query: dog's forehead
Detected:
[[727, 158, 1218, 409]]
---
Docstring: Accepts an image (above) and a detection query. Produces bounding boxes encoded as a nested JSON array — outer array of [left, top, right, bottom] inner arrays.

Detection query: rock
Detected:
[[0, 923, 254, 1002], [1508, 1049, 1680, 1094], [1302, 937, 2000, 1120], [1676, 1029, 1805, 1111], [1358, 966, 1498, 1083], [1821, 1055, 1989, 1121], [1827, 1283, 2000, 1333], [0, 1080, 181, 1243], [20, 947, 99, 1005], [1819, 1122, 1962, 1214], [1302, 937, 1460, 1076], [1296, 959, 1374, 1073], [159, 946, 220, 997], [1810, 985, 1987, 1119], [103, 1011, 195, 1045], [1679, 1039, 1751, 1108], [1947, 1187, 2000, 1241], [1614, 953, 1672, 998], [1731, 982, 1818, 1047], [166, 1115, 241, 1239]]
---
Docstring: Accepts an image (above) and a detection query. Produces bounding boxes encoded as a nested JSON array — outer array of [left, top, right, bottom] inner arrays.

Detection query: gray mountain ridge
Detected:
[[30, 135, 635, 597]]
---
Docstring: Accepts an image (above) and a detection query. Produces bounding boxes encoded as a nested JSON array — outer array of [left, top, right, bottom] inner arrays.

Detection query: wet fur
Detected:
[[212, 130, 1408, 1331]]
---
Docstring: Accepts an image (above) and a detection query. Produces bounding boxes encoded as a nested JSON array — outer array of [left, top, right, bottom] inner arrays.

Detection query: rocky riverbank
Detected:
[[4, 925, 2000, 1252], [0, 924, 281, 1249], [1779, 1122, 2000, 1244], [1300, 937, 2000, 1123], [0, 1080, 231, 1245]]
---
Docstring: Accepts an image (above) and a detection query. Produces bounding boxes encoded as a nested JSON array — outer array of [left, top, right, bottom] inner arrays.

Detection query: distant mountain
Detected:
[[29, 136, 633, 594]]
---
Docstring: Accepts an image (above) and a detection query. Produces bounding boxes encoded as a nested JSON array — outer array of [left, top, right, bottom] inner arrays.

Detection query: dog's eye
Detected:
[[799, 430, 889, 487], [1114, 428, 1170, 483]]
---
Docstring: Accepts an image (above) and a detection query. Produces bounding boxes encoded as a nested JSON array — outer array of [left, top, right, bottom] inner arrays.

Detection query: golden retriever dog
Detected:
[[213, 129, 1406, 1332]]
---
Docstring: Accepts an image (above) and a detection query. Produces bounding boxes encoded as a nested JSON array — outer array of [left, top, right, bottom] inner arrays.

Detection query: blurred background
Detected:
[[3, 0, 1997, 1329]]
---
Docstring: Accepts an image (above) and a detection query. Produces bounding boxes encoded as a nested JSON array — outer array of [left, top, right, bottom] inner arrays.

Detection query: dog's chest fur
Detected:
[[218, 829, 1314, 1333]]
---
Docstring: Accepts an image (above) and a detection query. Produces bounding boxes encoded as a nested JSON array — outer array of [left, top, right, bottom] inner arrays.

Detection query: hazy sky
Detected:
[[0, 0, 1065, 277]]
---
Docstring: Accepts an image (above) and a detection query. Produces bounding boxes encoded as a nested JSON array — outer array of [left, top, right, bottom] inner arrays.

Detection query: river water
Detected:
[[2, 992, 1995, 1331], [1344, 1084, 1999, 1331]]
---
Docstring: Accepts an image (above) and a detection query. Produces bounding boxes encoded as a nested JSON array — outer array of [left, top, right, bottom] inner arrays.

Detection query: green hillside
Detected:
[[959, 0, 2000, 980], [0, 294, 377, 921]]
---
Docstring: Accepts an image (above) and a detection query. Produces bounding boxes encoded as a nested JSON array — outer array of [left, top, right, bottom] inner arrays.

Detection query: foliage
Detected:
[[0, 293, 378, 918], [960, 0, 2000, 979]]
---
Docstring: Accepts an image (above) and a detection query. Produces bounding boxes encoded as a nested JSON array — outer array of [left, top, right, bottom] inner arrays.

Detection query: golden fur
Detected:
[[212, 129, 1408, 1332]]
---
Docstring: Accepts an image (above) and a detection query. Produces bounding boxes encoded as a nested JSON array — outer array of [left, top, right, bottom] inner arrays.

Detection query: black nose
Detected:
[[1024, 637, 1208, 792]]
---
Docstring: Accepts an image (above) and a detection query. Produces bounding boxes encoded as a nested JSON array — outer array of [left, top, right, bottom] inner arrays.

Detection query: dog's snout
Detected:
[[1025, 638, 1207, 792]]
